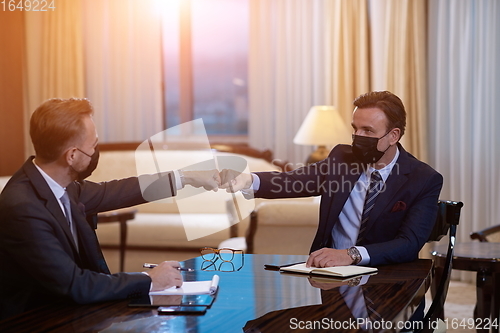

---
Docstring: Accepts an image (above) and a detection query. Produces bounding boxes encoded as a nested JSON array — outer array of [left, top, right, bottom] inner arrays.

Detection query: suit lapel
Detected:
[[362, 145, 411, 236], [66, 184, 110, 274], [23, 158, 80, 254], [23, 157, 109, 272]]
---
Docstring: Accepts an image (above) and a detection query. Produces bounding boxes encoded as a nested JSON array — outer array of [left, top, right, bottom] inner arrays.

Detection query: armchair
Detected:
[[245, 198, 320, 254], [421, 200, 463, 333], [470, 224, 500, 242], [219, 197, 319, 254]]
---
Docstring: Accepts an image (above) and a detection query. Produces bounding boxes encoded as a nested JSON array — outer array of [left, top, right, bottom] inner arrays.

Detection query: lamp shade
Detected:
[[293, 106, 350, 146]]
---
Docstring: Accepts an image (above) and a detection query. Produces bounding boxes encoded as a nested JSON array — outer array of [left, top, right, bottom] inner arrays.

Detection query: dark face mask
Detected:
[[352, 131, 391, 164], [75, 146, 100, 181]]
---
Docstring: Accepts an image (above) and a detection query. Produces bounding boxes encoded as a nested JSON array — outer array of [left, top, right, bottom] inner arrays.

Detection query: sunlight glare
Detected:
[[152, 0, 181, 20]]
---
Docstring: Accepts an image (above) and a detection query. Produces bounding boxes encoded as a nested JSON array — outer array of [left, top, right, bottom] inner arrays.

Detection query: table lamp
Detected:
[[293, 105, 350, 164]]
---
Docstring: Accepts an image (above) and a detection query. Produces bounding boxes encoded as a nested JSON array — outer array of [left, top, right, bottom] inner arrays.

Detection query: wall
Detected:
[[0, 11, 25, 176]]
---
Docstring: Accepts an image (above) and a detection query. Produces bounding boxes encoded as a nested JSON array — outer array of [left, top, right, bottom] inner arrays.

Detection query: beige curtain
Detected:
[[23, 0, 85, 155], [82, 0, 163, 142], [249, 0, 369, 165], [369, 0, 428, 161], [326, 0, 370, 126]]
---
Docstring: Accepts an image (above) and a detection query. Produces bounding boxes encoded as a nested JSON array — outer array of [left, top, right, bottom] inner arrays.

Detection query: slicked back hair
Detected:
[[353, 91, 406, 138]]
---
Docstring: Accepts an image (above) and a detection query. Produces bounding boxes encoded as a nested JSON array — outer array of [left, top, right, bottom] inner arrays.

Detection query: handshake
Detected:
[[182, 169, 253, 193]]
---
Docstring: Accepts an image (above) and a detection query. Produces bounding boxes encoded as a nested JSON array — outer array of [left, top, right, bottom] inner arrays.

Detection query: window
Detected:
[[161, 0, 248, 137]]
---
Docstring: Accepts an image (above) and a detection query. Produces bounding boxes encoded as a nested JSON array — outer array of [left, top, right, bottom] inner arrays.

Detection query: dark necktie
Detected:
[[60, 191, 79, 251], [357, 171, 383, 244]]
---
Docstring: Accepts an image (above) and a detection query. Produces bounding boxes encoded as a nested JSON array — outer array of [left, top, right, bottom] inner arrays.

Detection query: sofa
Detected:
[[0, 177, 9, 196], [0, 143, 319, 256], [88, 143, 289, 251], [243, 198, 320, 254]]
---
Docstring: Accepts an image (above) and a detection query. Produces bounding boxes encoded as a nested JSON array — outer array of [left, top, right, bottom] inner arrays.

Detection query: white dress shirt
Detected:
[[333, 148, 399, 265]]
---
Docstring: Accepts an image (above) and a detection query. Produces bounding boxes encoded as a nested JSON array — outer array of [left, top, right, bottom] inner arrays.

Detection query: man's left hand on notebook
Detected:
[[306, 248, 353, 268]]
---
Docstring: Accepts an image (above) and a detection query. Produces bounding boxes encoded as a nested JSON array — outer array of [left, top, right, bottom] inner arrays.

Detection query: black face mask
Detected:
[[352, 132, 391, 164], [74, 146, 100, 181]]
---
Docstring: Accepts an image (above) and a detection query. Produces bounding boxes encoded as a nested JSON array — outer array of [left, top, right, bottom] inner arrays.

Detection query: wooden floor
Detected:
[[425, 281, 477, 333]]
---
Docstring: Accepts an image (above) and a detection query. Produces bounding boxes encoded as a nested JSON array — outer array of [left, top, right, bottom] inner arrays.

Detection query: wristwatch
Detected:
[[347, 276, 362, 287], [347, 247, 362, 265]]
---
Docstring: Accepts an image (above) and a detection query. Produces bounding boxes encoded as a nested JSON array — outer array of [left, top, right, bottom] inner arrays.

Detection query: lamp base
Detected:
[[306, 145, 330, 165]]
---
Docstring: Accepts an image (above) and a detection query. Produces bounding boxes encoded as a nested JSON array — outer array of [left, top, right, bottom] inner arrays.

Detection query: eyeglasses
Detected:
[[200, 247, 243, 262], [200, 258, 244, 272]]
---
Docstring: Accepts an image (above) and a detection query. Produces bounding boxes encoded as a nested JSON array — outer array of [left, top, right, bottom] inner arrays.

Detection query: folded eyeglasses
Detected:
[[199, 247, 244, 272]]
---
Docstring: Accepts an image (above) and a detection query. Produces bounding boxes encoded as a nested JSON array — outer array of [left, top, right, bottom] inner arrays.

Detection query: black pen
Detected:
[[143, 263, 195, 271]]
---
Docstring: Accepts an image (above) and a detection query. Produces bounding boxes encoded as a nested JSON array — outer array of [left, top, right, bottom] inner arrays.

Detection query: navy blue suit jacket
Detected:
[[255, 144, 443, 266], [0, 157, 176, 319]]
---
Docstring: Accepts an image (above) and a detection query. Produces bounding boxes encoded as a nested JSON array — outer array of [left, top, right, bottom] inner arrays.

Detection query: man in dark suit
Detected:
[[220, 91, 443, 268], [0, 98, 220, 319]]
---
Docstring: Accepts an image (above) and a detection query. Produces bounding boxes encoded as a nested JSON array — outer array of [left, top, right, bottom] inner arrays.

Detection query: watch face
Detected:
[[348, 247, 361, 264]]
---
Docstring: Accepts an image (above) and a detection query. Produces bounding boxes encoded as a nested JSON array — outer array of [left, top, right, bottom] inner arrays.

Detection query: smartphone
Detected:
[[157, 306, 207, 315]]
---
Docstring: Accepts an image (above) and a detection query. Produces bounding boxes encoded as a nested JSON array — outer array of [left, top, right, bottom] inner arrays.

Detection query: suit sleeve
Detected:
[[75, 172, 177, 215], [254, 156, 336, 199]]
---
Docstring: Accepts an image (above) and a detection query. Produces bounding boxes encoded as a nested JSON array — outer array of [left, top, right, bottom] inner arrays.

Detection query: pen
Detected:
[[264, 261, 306, 270], [143, 263, 195, 271]]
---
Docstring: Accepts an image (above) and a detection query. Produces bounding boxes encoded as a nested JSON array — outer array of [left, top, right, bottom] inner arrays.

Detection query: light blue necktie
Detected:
[[60, 191, 79, 251], [357, 171, 383, 244]]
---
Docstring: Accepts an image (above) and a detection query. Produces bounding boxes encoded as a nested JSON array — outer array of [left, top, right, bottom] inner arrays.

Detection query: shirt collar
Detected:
[[32, 159, 66, 200], [367, 146, 400, 183]]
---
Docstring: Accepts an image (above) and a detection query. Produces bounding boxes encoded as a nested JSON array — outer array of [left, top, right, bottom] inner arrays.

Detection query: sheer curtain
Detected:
[[428, 0, 500, 281], [248, 0, 369, 165], [82, 0, 163, 142], [23, 0, 85, 155], [23, 0, 163, 148], [369, 0, 428, 161]]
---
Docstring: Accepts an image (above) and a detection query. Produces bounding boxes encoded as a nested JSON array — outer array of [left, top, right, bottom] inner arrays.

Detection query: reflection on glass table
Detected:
[[199, 247, 245, 272]]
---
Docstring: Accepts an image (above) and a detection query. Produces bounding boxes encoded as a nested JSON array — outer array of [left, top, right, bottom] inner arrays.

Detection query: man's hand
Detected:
[[182, 170, 221, 191], [147, 261, 183, 292], [306, 248, 353, 268], [219, 169, 253, 192]]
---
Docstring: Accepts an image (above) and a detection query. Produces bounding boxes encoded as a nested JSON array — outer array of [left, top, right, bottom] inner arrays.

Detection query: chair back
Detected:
[[427, 200, 463, 242], [417, 200, 463, 333]]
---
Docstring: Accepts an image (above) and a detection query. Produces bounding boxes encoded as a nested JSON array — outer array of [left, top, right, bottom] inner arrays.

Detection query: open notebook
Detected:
[[280, 263, 377, 278]]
